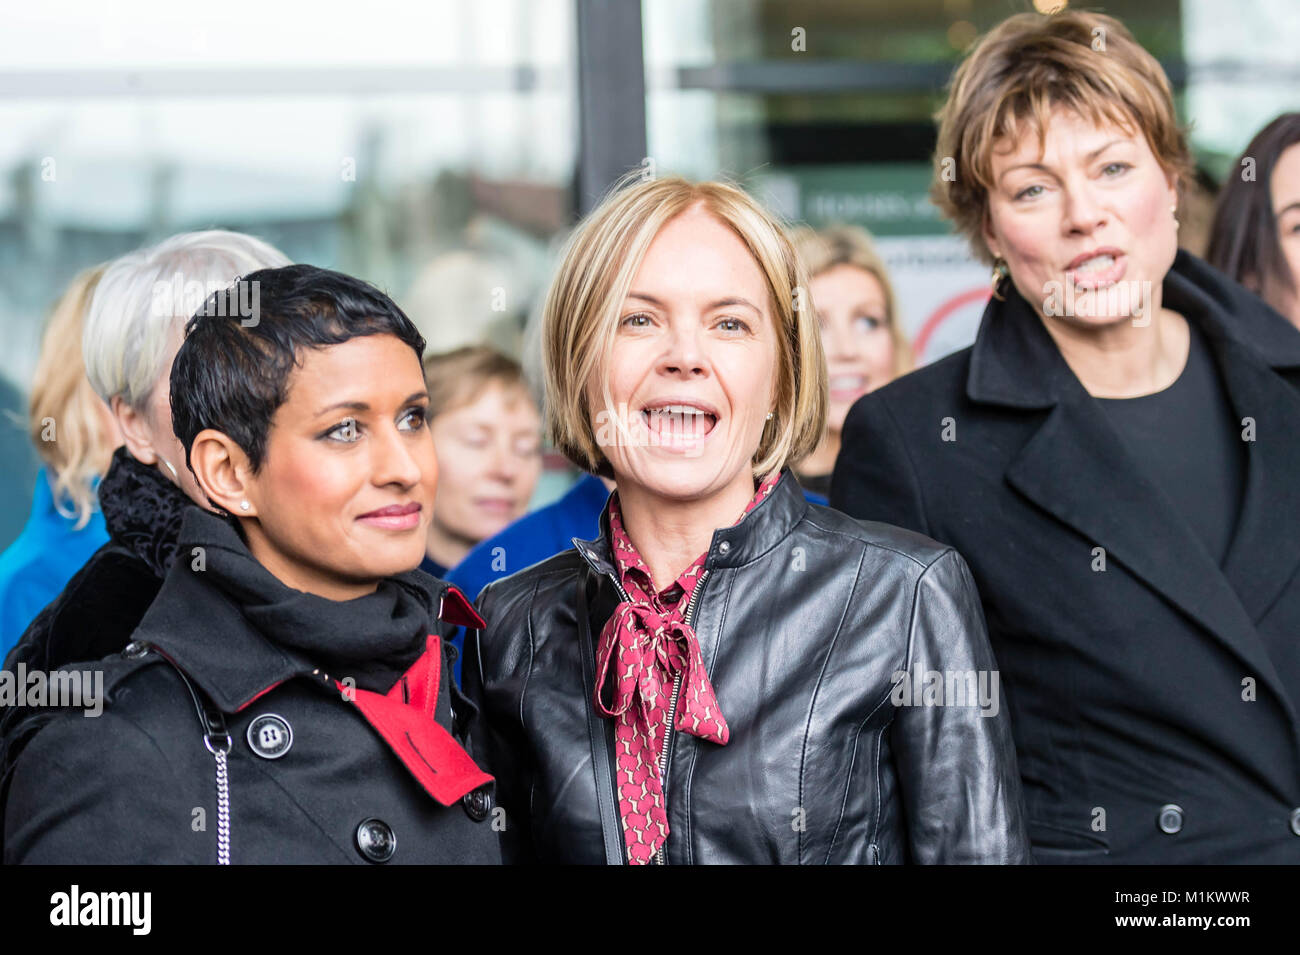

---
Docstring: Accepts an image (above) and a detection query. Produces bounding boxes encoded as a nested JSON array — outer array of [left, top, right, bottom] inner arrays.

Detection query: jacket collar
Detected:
[[133, 509, 482, 714], [97, 446, 195, 579], [966, 249, 1300, 410], [571, 467, 808, 581], [966, 250, 1300, 755]]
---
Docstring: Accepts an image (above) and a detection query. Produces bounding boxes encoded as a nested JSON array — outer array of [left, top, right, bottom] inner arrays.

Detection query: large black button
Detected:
[[1157, 804, 1184, 834], [463, 787, 492, 822], [246, 714, 293, 759], [1290, 808, 1300, 837], [355, 818, 396, 863]]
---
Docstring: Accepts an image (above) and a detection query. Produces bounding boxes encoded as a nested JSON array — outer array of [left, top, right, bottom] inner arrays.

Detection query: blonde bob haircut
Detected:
[[28, 264, 116, 528], [542, 173, 827, 481], [789, 223, 913, 380], [932, 10, 1194, 264]]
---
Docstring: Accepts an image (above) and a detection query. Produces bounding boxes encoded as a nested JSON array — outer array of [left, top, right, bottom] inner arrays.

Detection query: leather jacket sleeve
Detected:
[[463, 579, 538, 864], [891, 548, 1033, 863]]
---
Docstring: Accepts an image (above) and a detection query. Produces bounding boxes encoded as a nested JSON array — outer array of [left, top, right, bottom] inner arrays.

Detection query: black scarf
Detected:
[[98, 446, 193, 579], [178, 508, 438, 693]]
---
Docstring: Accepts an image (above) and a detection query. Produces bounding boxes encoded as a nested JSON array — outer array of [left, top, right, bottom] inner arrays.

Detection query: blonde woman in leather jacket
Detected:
[[464, 175, 1031, 865]]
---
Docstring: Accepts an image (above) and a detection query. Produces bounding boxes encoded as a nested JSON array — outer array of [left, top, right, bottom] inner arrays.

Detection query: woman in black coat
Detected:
[[833, 11, 1300, 863], [1, 265, 499, 864], [465, 175, 1030, 865]]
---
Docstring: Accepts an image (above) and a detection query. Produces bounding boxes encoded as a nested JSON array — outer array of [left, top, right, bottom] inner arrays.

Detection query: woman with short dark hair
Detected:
[[833, 11, 1300, 863], [1206, 113, 1300, 330], [2, 265, 500, 864]]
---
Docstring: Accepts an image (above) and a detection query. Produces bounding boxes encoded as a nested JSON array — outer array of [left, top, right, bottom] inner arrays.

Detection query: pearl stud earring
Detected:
[[239, 500, 250, 511]]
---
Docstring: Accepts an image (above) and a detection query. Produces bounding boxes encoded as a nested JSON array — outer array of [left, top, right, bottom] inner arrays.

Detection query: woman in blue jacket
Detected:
[[0, 265, 117, 656]]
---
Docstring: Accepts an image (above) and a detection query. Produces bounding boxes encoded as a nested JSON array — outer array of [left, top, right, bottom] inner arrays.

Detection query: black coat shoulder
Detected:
[[850, 346, 974, 428], [831, 352, 974, 535], [0, 649, 200, 864], [4, 542, 161, 673]]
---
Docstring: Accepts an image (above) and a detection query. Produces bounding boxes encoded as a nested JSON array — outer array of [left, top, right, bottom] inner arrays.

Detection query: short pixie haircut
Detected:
[[542, 174, 827, 480], [170, 265, 426, 476], [932, 10, 1194, 264], [84, 230, 290, 409]]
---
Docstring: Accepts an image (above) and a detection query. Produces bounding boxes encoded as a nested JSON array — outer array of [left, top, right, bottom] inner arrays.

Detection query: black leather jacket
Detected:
[[464, 468, 1032, 864]]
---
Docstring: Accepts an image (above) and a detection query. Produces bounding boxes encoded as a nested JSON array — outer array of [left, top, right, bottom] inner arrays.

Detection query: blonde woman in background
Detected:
[[789, 225, 911, 498], [419, 345, 543, 581], [0, 266, 121, 655]]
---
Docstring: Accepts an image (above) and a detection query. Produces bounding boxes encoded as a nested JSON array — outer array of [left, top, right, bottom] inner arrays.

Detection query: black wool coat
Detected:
[[1, 508, 501, 865], [832, 250, 1300, 863]]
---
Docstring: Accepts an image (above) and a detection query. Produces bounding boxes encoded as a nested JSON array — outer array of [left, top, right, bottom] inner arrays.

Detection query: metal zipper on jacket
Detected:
[[655, 569, 709, 866]]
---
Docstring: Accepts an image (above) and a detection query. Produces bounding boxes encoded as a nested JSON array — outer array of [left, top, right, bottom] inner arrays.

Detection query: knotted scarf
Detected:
[[593, 471, 780, 863]]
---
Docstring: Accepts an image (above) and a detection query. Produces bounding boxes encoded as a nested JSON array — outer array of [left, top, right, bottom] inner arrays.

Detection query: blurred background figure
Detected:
[[5, 230, 290, 672], [444, 468, 611, 683], [1207, 113, 1300, 329], [789, 224, 911, 498], [420, 346, 543, 579], [0, 266, 120, 654]]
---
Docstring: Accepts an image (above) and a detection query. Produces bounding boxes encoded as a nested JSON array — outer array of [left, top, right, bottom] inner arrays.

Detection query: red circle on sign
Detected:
[[913, 286, 991, 363]]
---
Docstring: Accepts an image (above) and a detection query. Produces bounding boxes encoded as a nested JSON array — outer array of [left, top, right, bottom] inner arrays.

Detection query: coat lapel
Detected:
[[1165, 257, 1300, 626], [1004, 395, 1294, 723], [971, 255, 1300, 729], [1198, 320, 1300, 627]]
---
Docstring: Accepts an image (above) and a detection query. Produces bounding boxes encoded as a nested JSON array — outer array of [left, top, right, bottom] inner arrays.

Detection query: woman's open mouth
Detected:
[[356, 502, 422, 530], [640, 401, 718, 449], [1065, 249, 1127, 290]]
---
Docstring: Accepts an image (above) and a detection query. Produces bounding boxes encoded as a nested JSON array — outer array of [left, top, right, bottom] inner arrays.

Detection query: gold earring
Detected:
[[990, 257, 1009, 301]]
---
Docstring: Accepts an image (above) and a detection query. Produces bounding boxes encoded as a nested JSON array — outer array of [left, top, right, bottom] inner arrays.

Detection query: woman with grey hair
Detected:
[[4, 230, 289, 673]]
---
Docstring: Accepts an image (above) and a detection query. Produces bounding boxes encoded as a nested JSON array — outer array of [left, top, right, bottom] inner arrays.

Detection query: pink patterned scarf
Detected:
[[593, 471, 780, 863]]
